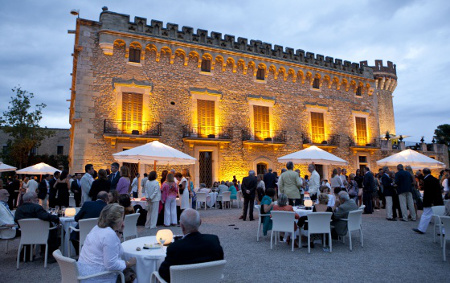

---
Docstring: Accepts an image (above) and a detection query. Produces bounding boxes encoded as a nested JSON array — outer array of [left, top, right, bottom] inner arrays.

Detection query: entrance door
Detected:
[[199, 151, 213, 188], [315, 164, 324, 180], [256, 162, 267, 176], [123, 162, 139, 180]]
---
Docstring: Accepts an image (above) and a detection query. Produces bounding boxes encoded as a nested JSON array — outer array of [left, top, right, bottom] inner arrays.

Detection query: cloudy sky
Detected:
[[0, 0, 449, 142]]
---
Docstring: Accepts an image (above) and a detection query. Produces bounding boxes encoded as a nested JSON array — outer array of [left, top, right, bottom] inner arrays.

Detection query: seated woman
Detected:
[[260, 188, 276, 236], [227, 182, 237, 200], [78, 203, 136, 282], [297, 193, 333, 247], [118, 194, 135, 215], [273, 193, 300, 246], [108, 190, 119, 204], [320, 185, 336, 208]]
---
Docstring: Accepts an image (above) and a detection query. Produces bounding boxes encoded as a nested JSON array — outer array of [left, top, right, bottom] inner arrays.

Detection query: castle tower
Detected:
[[361, 60, 397, 137]]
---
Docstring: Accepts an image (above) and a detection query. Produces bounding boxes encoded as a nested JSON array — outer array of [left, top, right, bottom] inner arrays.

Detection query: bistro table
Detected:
[[59, 216, 77, 256], [122, 236, 168, 283], [293, 207, 314, 217], [131, 198, 148, 210]]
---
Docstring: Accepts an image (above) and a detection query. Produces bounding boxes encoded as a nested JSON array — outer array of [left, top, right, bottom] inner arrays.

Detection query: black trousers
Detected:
[[288, 198, 301, 206], [363, 191, 373, 213], [242, 198, 254, 220]]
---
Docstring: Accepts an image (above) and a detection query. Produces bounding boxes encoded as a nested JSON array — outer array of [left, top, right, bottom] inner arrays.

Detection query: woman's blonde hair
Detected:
[[318, 193, 329, 205], [166, 173, 175, 183], [98, 203, 124, 229], [120, 166, 129, 178]]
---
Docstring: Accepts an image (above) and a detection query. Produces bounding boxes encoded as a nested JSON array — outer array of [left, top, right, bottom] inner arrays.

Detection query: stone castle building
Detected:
[[68, 8, 447, 187]]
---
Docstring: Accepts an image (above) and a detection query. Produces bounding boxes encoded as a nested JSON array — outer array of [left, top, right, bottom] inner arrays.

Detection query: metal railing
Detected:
[[182, 125, 233, 140], [241, 129, 287, 143], [349, 137, 380, 147], [103, 119, 162, 136], [302, 134, 340, 146]]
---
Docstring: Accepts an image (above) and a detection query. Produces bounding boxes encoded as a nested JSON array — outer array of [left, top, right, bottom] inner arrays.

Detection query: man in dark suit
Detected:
[[413, 168, 444, 234], [37, 174, 52, 210], [70, 173, 82, 207], [263, 168, 276, 190], [395, 164, 416, 221], [158, 209, 224, 282], [8, 175, 20, 209], [70, 191, 108, 253], [381, 166, 400, 221], [362, 167, 375, 214], [108, 162, 121, 192], [240, 170, 257, 221], [48, 171, 60, 208], [332, 191, 358, 237]]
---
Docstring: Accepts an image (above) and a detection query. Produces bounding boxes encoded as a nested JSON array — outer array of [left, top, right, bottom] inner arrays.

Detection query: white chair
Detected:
[[68, 217, 98, 257], [17, 218, 57, 269], [122, 213, 140, 240], [307, 212, 333, 253], [221, 191, 232, 209], [440, 216, 450, 261], [151, 259, 226, 283], [341, 210, 363, 251], [69, 196, 76, 207], [195, 192, 208, 210], [235, 191, 243, 208], [359, 205, 365, 211], [431, 205, 445, 246], [270, 211, 297, 251], [0, 226, 15, 253], [255, 204, 271, 241], [53, 249, 124, 283]]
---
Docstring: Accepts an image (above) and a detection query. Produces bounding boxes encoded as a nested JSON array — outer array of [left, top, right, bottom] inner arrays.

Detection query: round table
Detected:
[[293, 207, 314, 217], [131, 198, 148, 210], [59, 216, 77, 256], [122, 236, 168, 283]]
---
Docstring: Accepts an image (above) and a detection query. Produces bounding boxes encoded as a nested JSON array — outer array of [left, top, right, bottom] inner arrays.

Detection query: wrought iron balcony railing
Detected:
[[302, 134, 340, 146], [242, 129, 287, 143], [349, 137, 380, 147], [103, 119, 162, 137], [182, 125, 233, 140]]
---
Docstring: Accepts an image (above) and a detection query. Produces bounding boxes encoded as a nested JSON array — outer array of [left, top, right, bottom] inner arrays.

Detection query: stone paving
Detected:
[[1, 206, 449, 282]]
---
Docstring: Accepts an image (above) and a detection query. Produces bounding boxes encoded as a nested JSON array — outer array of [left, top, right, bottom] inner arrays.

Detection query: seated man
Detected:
[[158, 208, 224, 282], [14, 192, 60, 262], [0, 189, 17, 239], [197, 183, 211, 208], [331, 191, 358, 239], [70, 191, 108, 254], [216, 181, 229, 209]]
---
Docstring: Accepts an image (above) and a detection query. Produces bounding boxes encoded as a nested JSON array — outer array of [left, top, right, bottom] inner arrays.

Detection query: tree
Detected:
[[0, 87, 54, 168], [434, 124, 450, 146]]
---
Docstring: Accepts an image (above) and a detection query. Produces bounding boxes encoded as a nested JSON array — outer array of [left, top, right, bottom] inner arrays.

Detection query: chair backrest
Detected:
[[307, 212, 332, 234], [441, 216, 450, 235], [170, 260, 226, 282], [123, 213, 140, 240], [347, 209, 363, 231], [18, 219, 50, 245], [237, 190, 243, 200], [53, 249, 79, 283], [79, 218, 99, 246], [359, 205, 365, 210], [271, 211, 295, 232], [221, 191, 231, 201], [254, 205, 261, 217], [196, 192, 207, 202], [431, 205, 445, 216]]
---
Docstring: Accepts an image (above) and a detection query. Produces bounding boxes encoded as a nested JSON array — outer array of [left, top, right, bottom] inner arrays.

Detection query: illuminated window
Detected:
[[197, 99, 215, 137], [201, 59, 211, 72], [253, 105, 270, 140], [312, 78, 320, 89], [256, 68, 265, 80], [129, 47, 141, 63], [311, 112, 325, 143], [356, 86, 362, 96], [355, 117, 367, 145], [122, 93, 143, 134]]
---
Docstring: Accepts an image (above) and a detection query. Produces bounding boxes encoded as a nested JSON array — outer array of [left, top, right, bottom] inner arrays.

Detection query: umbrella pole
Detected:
[[153, 160, 157, 172]]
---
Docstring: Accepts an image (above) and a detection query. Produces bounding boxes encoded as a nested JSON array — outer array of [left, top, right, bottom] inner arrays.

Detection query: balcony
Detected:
[[103, 119, 162, 143], [242, 129, 287, 146], [182, 125, 233, 146], [349, 137, 380, 153], [302, 134, 340, 151]]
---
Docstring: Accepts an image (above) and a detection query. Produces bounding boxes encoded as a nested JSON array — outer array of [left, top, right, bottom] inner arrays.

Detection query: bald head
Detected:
[[23, 192, 38, 203], [97, 191, 109, 202], [0, 189, 9, 202], [180, 208, 201, 235]]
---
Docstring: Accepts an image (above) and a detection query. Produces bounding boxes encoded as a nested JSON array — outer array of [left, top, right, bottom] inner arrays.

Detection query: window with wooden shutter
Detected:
[[201, 59, 211, 72], [313, 78, 320, 89], [197, 99, 215, 137], [311, 112, 325, 143], [355, 117, 367, 145], [129, 47, 141, 63], [253, 105, 270, 140], [122, 93, 143, 134], [256, 68, 265, 80]]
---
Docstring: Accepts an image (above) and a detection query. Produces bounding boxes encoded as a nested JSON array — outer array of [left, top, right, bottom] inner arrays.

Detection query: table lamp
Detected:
[[65, 207, 76, 217], [156, 229, 173, 246], [304, 199, 313, 209]]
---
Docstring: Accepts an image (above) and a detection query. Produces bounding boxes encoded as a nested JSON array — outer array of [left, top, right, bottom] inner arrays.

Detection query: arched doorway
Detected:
[[256, 162, 268, 176]]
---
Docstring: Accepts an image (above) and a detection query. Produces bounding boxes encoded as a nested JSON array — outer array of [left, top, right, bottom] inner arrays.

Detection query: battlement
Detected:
[[98, 9, 374, 76], [360, 60, 397, 77]]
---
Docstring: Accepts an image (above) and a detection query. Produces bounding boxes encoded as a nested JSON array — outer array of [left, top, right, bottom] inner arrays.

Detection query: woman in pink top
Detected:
[[161, 173, 178, 226], [116, 166, 131, 195]]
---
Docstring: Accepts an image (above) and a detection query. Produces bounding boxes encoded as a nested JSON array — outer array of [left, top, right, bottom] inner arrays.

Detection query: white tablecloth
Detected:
[[207, 192, 218, 207], [293, 207, 314, 217], [131, 198, 148, 210], [59, 216, 77, 256], [122, 236, 168, 283]]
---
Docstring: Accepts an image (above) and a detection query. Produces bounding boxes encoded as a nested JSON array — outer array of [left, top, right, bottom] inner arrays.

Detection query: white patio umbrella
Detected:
[[16, 162, 61, 175], [113, 141, 196, 170], [0, 162, 16, 173], [277, 145, 348, 166], [376, 149, 446, 169]]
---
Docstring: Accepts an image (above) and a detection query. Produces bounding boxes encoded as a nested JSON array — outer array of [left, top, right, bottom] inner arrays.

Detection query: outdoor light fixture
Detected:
[[156, 229, 173, 246], [65, 207, 76, 217], [70, 9, 80, 17], [304, 199, 313, 208]]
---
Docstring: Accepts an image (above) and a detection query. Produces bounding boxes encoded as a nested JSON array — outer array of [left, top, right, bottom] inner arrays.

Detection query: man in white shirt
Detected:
[[26, 176, 39, 193], [80, 164, 95, 205], [131, 173, 139, 198], [308, 164, 320, 201], [140, 173, 148, 197], [0, 189, 17, 239]]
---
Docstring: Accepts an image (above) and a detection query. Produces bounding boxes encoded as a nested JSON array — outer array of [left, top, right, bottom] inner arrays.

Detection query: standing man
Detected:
[[131, 173, 139, 198], [395, 164, 416, 221], [48, 171, 60, 208], [80, 164, 95, 205], [413, 168, 443, 234], [71, 173, 82, 207], [278, 161, 303, 206], [140, 173, 148, 197], [108, 162, 121, 192], [381, 167, 397, 221], [37, 174, 52, 210], [308, 164, 320, 201], [8, 175, 20, 209], [340, 168, 349, 188], [26, 176, 39, 194], [362, 167, 375, 214], [240, 170, 257, 221], [263, 168, 276, 190]]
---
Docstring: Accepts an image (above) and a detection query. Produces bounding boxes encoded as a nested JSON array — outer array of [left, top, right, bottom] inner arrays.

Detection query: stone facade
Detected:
[[68, 9, 447, 186]]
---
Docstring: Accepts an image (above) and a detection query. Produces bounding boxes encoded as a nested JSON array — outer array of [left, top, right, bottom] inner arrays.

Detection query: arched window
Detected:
[[256, 68, 265, 80], [129, 47, 141, 63], [201, 59, 211, 72]]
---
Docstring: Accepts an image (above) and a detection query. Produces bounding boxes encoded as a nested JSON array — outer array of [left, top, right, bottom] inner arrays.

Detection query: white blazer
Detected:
[[0, 203, 16, 239]]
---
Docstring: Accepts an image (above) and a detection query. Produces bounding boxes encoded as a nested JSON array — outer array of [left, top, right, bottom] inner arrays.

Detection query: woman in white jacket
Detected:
[[144, 171, 161, 229]]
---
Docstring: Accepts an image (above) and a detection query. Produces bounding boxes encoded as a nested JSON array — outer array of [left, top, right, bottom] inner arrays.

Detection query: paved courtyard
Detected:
[[1, 206, 449, 282]]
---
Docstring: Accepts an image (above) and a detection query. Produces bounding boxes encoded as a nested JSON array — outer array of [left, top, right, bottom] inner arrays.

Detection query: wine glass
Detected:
[[61, 206, 66, 216], [159, 238, 166, 246]]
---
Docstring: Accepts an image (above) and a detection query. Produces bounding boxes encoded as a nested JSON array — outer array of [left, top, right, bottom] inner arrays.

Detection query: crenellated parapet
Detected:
[[361, 60, 397, 92]]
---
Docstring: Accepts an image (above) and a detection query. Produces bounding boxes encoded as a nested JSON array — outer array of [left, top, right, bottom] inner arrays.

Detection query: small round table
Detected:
[[122, 236, 168, 283]]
